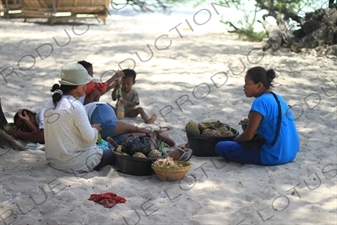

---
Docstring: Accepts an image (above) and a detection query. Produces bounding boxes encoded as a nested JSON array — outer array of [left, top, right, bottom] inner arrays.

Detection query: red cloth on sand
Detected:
[[85, 81, 108, 94], [88, 192, 126, 208]]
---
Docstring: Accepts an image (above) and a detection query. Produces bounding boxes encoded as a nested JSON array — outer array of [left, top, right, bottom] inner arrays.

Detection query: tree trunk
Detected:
[[259, 20, 283, 51], [260, 5, 337, 55]]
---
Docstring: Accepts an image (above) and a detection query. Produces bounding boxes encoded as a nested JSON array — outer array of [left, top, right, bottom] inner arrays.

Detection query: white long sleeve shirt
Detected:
[[44, 95, 103, 173]]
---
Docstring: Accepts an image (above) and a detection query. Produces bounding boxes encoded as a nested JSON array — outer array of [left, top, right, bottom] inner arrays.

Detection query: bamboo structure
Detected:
[[1, 0, 111, 24], [0, 0, 23, 18]]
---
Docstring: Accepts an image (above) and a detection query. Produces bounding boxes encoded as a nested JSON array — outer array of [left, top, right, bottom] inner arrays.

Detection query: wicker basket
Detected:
[[151, 161, 190, 182]]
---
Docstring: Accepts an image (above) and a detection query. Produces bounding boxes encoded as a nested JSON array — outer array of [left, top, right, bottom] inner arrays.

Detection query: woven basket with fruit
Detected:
[[151, 157, 190, 181]]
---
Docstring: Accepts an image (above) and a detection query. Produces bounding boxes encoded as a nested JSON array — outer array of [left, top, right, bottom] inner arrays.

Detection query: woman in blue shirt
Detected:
[[215, 66, 300, 165]]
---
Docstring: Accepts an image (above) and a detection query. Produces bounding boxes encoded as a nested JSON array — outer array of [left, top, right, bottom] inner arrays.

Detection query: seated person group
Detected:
[[5, 62, 300, 173]]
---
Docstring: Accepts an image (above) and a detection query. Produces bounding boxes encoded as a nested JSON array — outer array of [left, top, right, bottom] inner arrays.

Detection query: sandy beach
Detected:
[[0, 3, 336, 225]]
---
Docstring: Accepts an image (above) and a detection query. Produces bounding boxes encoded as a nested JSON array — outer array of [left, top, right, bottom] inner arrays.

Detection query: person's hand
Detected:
[[92, 124, 102, 133], [119, 98, 127, 105], [115, 70, 124, 79], [6, 129, 19, 138], [18, 109, 30, 122], [115, 81, 121, 89]]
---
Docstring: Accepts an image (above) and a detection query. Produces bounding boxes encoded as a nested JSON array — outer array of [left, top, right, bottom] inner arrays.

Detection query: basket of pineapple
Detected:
[[185, 120, 239, 157], [112, 138, 167, 176]]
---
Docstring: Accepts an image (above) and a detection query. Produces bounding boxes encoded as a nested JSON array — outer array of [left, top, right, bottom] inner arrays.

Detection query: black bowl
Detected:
[[186, 128, 239, 157], [113, 151, 156, 176]]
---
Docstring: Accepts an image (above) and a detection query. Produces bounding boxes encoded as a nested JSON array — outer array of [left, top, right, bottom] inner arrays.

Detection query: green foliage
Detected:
[[122, 0, 320, 41], [157, 141, 167, 155], [97, 134, 102, 145], [222, 2, 267, 42], [233, 27, 267, 42], [223, 21, 267, 41], [215, 0, 319, 42], [116, 0, 194, 12]]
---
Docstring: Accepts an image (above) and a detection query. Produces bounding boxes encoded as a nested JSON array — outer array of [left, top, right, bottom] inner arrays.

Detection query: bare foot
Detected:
[[167, 145, 192, 161], [146, 113, 157, 124], [167, 149, 181, 160], [157, 125, 173, 132]]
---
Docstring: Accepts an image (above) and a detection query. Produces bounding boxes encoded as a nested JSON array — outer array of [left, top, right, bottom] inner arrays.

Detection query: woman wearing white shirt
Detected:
[[44, 62, 113, 173]]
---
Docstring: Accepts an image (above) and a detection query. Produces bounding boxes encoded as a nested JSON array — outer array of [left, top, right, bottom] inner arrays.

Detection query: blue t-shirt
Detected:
[[251, 93, 300, 165]]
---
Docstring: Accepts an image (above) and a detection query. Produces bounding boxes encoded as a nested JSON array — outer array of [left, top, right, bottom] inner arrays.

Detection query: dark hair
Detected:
[[14, 109, 36, 124], [122, 69, 137, 81], [246, 66, 276, 89], [50, 84, 77, 106], [77, 60, 92, 70]]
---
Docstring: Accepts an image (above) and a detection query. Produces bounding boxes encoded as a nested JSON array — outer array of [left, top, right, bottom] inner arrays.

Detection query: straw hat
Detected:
[[59, 63, 93, 86]]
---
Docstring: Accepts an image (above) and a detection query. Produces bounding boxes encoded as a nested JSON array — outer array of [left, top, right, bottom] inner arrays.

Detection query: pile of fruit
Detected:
[[114, 141, 166, 159], [152, 157, 183, 168], [152, 157, 190, 182], [185, 120, 235, 137]]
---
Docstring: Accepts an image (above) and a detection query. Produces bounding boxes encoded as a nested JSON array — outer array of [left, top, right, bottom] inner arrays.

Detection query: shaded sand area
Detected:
[[0, 4, 336, 225]]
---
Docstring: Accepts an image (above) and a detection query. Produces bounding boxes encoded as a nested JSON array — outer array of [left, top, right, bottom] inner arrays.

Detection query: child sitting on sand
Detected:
[[77, 60, 124, 105], [5, 108, 45, 144], [111, 69, 157, 124]]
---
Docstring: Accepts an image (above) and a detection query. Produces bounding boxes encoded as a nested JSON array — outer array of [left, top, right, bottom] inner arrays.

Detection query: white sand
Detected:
[[0, 4, 336, 225]]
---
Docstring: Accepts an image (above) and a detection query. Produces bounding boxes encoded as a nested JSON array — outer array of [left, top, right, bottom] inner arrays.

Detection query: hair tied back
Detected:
[[54, 89, 63, 96]]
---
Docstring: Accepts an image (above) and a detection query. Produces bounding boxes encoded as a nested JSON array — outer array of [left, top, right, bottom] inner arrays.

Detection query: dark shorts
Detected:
[[94, 148, 115, 171]]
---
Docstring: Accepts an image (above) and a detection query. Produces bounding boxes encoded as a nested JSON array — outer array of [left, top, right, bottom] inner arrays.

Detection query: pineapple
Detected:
[[116, 146, 122, 153], [148, 150, 162, 159], [202, 128, 222, 137], [217, 125, 228, 134], [212, 120, 224, 128], [227, 131, 234, 136], [217, 125, 234, 137], [185, 121, 200, 135], [198, 121, 214, 132], [133, 152, 147, 158]]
